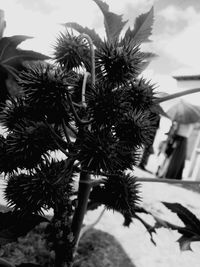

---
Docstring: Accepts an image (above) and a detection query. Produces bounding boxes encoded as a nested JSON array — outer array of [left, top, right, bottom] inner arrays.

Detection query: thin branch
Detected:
[[67, 123, 78, 136], [66, 93, 92, 125], [45, 121, 68, 146], [136, 177, 200, 184], [79, 34, 95, 86], [75, 207, 106, 250], [0, 258, 15, 267], [155, 88, 200, 104], [54, 139, 70, 157], [72, 172, 93, 247], [72, 101, 84, 108], [44, 121, 69, 157], [62, 119, 71, 144], [82, 71, 90, 107]]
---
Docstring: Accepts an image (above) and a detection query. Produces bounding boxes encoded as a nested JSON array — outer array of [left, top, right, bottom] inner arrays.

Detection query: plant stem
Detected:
[[67, 123, 78, 136], [137, 177, 200, 184], [45, 120, 68, 147], [77, 207, 106, 243], [156, 88, 200, 104], [62, 119, 72, 144], [66, 93, 92, 125], [79, 34, 95, 86], [81, 71, 90, 107], [0, 258, 15, 267], [71, 171, 92, 246]]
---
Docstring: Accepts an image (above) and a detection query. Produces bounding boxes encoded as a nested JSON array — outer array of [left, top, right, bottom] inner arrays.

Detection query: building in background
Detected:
[[146, 73, 200, 180], [172, 74, 200, 180]]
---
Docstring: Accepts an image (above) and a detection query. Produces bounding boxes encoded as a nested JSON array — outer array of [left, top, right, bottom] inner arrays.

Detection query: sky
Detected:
[[0, 0, 200, 104]]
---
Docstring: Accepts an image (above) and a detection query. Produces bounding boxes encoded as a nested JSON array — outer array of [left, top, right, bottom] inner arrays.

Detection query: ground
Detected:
[[0, 167, 200, 267], [84, 167, 200, 267]]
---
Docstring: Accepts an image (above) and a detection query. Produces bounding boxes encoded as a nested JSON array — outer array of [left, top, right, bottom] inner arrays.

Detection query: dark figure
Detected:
[[158, 122, 192, 180], [164, 134, 187, 179]]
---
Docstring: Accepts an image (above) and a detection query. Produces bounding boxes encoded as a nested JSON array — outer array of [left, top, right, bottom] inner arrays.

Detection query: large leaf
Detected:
[[63, 22, 103, 48], [163, 202, 200, 232], [162, 202, 200, 251], [0, 35, 50, 77], [0, 258, 15, 267], [0, 211, 49, 246], [124, 7, 154, 44], [92, 0, 127, 43], [5, 35, 33, 47]]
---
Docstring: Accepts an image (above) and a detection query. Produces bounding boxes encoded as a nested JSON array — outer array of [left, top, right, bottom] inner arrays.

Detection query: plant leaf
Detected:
[[92, 0, 127, 42], [63, 22, 103, 48], [177, 236, 193, 251], [5, 35, 33, 47], [124, 7, 154, 44], [162, 202, 200, 233], [0, 35, 50, 77], [0, 211, 49, 246], [134, 213, 156, 245], [162, 202, 200, 251]]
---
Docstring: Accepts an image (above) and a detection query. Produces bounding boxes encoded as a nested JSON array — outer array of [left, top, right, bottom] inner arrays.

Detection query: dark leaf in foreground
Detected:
[[0, 35, 50, 77], [162, 202, 200, 250], [0, 211, 48, 246]]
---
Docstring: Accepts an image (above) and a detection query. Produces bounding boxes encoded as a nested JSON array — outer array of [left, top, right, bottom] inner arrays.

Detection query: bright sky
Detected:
[[0, 0, 200, 106]]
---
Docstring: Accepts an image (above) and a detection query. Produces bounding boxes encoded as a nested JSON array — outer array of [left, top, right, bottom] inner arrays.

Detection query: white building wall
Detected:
[[175, 78, 200, 180]]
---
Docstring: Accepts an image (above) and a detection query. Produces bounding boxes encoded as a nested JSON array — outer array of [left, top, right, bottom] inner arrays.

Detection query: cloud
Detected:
[[164, 20, 200, 69], [0, 0, 102, 54], [158, 5, 198, 23], [16, 0, 54, 14], [150, 5, 200, 72]]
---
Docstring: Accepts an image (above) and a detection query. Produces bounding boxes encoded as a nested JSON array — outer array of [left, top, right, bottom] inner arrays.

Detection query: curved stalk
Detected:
[[81, 71, 90, 107], [156, 88, 200, 104], [79, 33, 95, 86], [66, 93, 92, 125]]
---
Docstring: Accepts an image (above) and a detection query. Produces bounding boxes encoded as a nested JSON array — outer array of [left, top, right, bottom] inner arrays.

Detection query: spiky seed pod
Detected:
[[18, 62, 71, 124], [0, 97, 42, 130], [90, 173, 140, 217], [77, 129, 139, 173], [54, 31, 91, 71], [115, 109, 157, 147], [5, 173, 55, 214], [95, 40, 143, 87], [6, 122, 57, 169], [4, 160, 74, 214], [86, 84, 128, 127], [124, 79, 156, 110], [110, 142, 140, 171], [0, 134, 17, 174], [77, 130, 115, 173]]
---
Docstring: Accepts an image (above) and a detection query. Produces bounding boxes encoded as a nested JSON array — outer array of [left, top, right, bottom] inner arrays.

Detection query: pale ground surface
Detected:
[[84, 166, 200, 267], [0, 161, 200, 267]]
